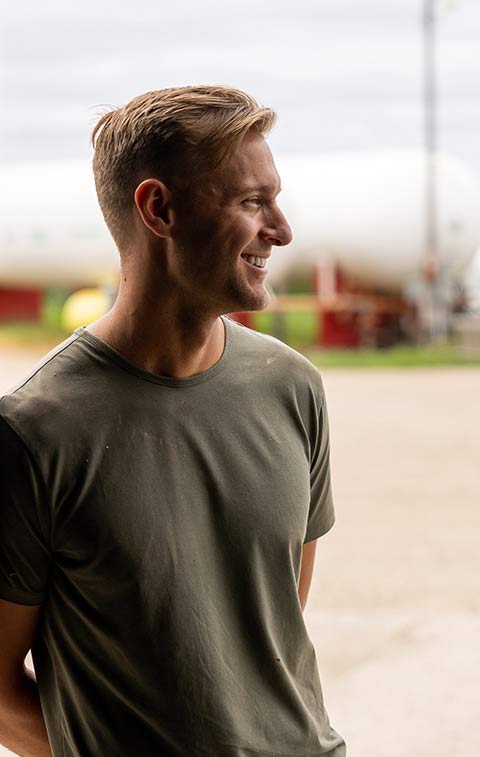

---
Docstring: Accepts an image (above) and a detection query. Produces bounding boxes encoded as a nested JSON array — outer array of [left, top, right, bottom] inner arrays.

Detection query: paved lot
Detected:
[[309, 368, 480, 757], [1, 346, 479, 756]]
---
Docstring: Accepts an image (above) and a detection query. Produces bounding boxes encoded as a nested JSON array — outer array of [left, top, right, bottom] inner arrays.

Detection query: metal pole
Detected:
[[422, 0, 439, 341], [422, 0, 451, 342], [424, 0, 437, 266]]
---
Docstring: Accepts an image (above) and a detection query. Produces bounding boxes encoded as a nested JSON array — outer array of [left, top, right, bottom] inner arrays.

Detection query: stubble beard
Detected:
[[178, 247, 271, 316], [225, 264, 270, 314]]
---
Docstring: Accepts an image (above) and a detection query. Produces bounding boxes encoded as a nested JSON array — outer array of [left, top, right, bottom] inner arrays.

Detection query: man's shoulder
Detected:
[[227, 316, 325, 392], [0, 331, 93, 442]]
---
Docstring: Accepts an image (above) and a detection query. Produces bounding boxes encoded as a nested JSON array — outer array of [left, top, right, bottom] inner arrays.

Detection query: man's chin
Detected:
[[237, 288, 270, 314], [254, 290, 270, 311], [220, 278, 271, 316]]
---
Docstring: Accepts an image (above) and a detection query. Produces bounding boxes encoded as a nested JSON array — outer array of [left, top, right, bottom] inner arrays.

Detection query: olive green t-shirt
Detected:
[[0, 315, 345, 756]]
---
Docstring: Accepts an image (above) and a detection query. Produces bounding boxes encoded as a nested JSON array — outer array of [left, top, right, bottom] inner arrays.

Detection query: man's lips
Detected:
[[240, 252, 271, 261]]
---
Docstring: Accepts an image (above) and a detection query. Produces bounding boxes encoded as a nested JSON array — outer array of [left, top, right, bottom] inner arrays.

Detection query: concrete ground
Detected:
[[1, 346, 479, 756], [308, 368, 480, 757]]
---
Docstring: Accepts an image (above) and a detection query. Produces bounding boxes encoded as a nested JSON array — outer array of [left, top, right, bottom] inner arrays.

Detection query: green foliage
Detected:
[[41, 288, 71, 329], [303, 343, 480, 368], [252, 311, 317, 347], [0, 322, 70, 344]]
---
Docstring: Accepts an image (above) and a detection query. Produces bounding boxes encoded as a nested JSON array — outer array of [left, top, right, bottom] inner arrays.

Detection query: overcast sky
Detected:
[[1, 0, 480, 173]]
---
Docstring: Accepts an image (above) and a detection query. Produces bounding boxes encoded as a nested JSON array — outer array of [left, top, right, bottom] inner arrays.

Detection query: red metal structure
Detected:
[[313, 262, 417, 349], [0, 288, 42, 321]]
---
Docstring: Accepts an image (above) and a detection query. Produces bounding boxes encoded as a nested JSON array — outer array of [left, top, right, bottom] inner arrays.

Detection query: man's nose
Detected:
[[260, 208, 293, 247]]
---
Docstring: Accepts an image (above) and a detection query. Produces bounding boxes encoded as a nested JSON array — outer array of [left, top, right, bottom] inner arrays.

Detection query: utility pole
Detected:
[[421, 0, 448, 341], [421, 0, 438, 340]]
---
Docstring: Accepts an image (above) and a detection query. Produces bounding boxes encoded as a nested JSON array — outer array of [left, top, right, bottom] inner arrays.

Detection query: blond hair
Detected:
[[91, 85, 276, 252]]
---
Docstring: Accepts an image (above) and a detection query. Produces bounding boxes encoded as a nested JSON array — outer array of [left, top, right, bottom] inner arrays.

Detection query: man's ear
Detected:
[[134, 178, 174, 239]]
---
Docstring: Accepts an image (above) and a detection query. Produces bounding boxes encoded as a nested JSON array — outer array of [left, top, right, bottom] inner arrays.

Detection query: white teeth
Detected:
[[243, 255, 266, 268]]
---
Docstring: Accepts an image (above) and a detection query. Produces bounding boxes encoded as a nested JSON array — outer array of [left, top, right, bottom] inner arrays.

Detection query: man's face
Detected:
[[170, 132, 293, 315]]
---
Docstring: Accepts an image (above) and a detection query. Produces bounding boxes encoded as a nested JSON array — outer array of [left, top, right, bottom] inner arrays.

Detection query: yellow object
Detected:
[[61, 288, 111, 332]]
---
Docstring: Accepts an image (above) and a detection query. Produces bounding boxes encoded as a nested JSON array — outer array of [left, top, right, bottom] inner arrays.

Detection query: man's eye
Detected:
[[244, 197, 262, 206]]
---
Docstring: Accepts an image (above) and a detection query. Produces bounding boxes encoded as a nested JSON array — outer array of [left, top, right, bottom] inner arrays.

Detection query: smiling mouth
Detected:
[[240, 253, 268, 270]]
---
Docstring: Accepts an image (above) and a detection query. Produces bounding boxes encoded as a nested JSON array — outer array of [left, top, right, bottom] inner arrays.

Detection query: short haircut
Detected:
[[91, 85, 276, 253]]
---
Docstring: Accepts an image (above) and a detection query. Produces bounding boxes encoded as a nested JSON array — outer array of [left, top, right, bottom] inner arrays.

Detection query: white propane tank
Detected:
[[1, 149, 480, 292], [271, 149, 480, 291], [0, 160, 119, 287]]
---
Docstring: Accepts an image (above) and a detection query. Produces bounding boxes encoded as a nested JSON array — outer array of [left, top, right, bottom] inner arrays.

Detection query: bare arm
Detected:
[[0, 599, 51, 757], [298, 539, 317, 612]]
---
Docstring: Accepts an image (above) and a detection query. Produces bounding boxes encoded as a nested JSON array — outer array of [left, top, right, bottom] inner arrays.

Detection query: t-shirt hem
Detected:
[[0, 585, 45, 606], [203, 745, 337, 756], [303, 511, 336, 543]]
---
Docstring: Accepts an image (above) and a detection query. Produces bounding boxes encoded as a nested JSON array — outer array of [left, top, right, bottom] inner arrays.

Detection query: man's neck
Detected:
[[85, 299, 226, 380]]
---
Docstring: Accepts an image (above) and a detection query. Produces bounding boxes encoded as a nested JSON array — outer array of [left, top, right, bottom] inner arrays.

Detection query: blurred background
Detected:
[[1, 1, 479, 755]]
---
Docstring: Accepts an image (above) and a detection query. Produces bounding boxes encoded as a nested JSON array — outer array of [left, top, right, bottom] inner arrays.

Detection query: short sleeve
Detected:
[[0, 413, 51, 605], [304, 382, 335, 543]]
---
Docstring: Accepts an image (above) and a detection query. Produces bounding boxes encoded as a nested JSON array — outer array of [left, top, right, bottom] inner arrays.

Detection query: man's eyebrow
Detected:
[[230, 183, 283, 197]]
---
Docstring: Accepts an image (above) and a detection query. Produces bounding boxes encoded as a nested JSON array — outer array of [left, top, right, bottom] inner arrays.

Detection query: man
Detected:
[[0, 85, 345, 756]]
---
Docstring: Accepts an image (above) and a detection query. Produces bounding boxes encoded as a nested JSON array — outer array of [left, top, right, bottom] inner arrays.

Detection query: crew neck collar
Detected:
[[74, 314, 234, 387]]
